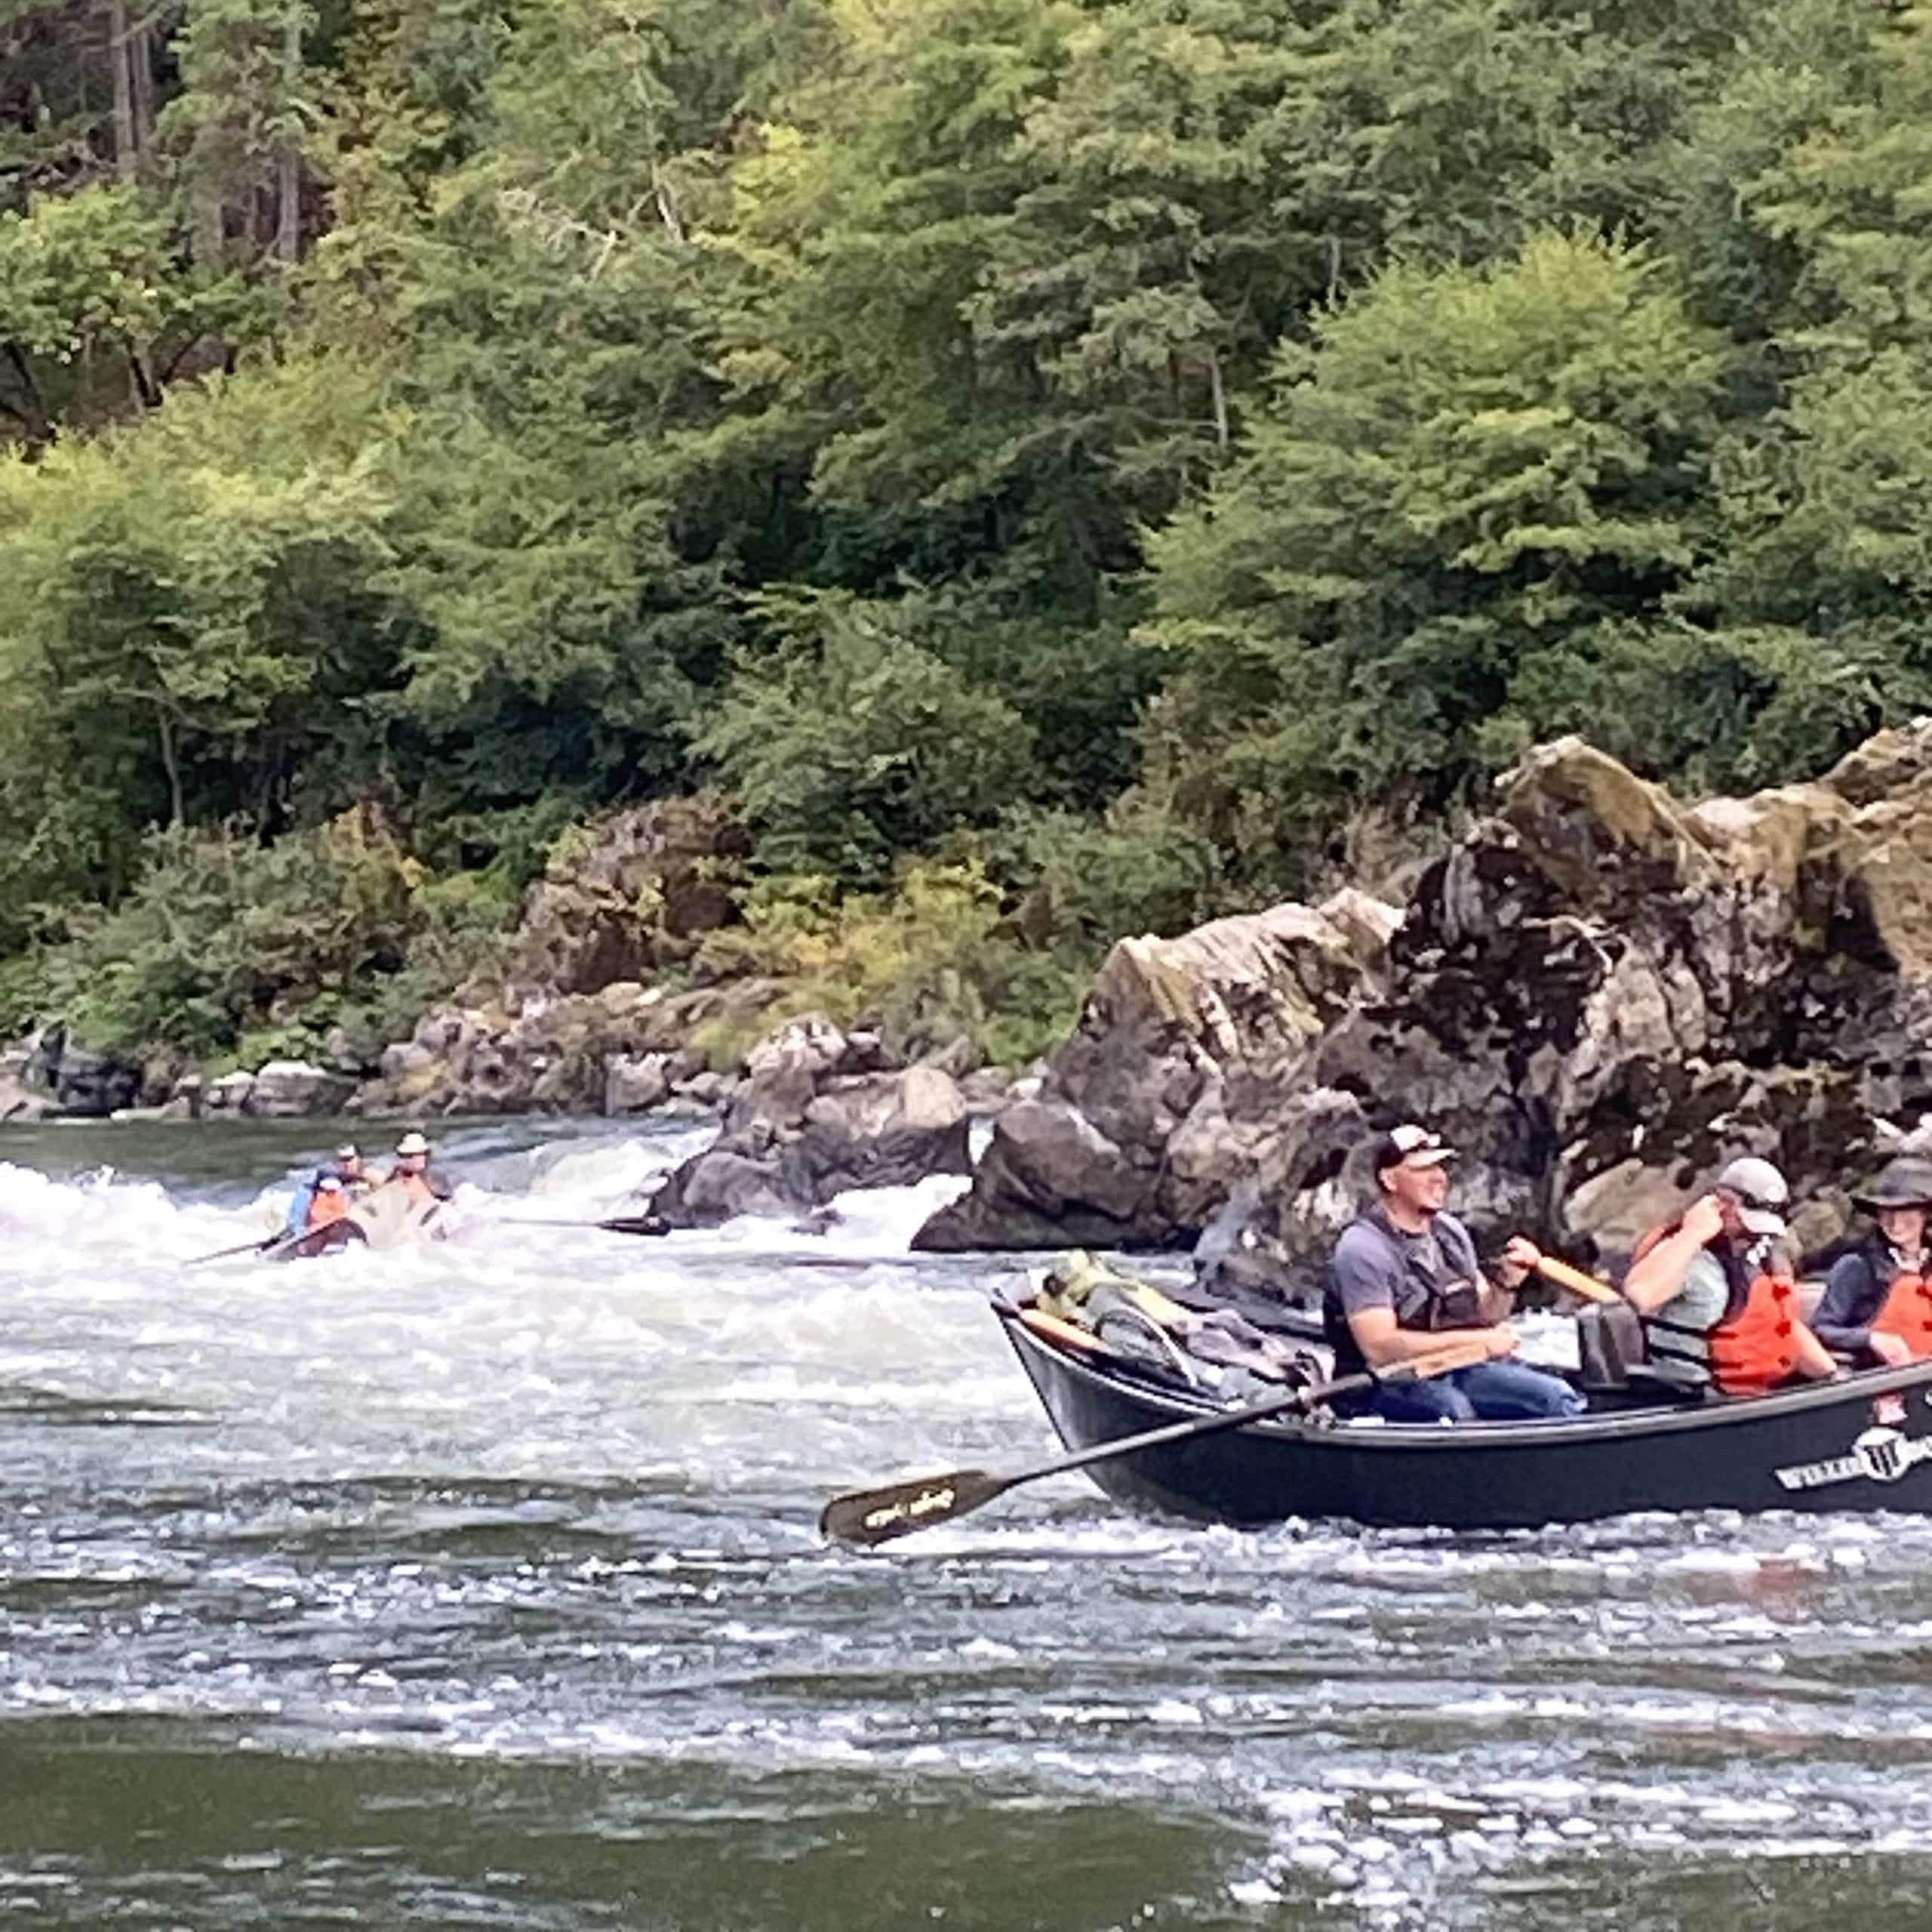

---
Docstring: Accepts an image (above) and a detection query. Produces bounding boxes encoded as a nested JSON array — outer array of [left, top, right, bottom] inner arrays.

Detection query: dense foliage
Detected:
[[6, 0, 1932, 1065]]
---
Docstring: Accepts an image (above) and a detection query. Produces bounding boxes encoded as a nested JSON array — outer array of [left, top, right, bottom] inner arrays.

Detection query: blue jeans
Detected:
[[1370, 1359, 1585, 1422]]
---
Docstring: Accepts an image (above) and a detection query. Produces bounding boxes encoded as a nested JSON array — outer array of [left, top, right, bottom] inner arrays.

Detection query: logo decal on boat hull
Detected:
[[1775, 1426, 1932, 1492]]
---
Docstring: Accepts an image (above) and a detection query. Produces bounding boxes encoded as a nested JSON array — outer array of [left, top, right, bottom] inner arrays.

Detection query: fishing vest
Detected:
[[1869, 1251, 1932, 1357], [1633, 1221, 1798, 1395], [1324, 1210, 1484, 1375]]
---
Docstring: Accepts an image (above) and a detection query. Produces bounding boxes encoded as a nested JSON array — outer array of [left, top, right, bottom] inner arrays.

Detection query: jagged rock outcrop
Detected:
[[650, 1015, 971, 1226], [915, 893, 1399, 1252], [504, 794, 748, 998], [916, 722, 1932, 1291], [352, 798, 759, 1116]]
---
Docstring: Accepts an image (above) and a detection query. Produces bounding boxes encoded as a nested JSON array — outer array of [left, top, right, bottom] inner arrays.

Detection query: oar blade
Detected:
[[596, 1214, 670, 1238], [819, 1467, 1009, 1548]]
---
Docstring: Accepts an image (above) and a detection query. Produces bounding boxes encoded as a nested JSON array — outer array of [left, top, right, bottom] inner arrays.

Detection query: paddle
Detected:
[[818, 1328, 1494, 1549], [1532, 1254, 1621, 1305], [185, 1224, 312, 1267], [185, 1233, 281, 1266], [495, 1214, 672, 1238]]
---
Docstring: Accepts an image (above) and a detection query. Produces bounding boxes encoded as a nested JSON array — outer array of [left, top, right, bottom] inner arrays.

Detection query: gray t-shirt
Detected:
[[1327, 1210, 1484, 1337]]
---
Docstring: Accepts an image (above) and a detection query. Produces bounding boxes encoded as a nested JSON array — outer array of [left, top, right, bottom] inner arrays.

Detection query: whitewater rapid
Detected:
[[5, 1122, 1932, 1929]]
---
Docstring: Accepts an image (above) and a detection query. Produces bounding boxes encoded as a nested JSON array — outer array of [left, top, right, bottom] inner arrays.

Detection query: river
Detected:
[[3, 1118, 1931, 1929]]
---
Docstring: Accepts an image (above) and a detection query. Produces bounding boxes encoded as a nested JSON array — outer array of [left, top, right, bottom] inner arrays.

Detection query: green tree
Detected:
[[1143, 230, 1732, 891], [699, 594, 1035, 881]]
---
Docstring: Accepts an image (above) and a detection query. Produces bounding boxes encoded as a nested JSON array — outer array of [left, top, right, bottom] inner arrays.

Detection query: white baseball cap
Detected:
[[1374, 1124, 1457, 1174], [1716, 1155, 1789, 1237]]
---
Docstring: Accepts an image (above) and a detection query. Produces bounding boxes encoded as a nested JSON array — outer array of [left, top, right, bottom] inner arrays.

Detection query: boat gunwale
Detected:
[[995, 1303, 1932, 1454]]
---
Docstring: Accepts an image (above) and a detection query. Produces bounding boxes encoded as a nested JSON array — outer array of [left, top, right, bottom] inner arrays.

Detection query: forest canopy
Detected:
[[6, 0, 1932, 1065]]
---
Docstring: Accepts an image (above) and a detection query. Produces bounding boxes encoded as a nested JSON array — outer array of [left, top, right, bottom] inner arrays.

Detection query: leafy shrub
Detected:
[[694, 860, 1084, 1069], [697, 596, 1036, 884], [32, 811, 515, 1064]]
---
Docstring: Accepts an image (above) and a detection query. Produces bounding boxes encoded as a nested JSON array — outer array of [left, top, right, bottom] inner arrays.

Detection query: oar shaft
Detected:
[[1534, 1254, 1620, 1305]]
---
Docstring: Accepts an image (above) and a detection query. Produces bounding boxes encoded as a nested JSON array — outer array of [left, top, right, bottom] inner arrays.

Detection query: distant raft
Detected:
[[270, 1183, 445, 1263]]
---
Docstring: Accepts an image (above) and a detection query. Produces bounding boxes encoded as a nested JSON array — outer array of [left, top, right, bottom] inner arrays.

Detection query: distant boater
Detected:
[[383, 1128, 454, 1208]]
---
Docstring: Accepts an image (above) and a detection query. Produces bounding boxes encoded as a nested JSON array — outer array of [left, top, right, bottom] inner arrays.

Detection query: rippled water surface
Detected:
[[5, 1119, 1932, 1929]]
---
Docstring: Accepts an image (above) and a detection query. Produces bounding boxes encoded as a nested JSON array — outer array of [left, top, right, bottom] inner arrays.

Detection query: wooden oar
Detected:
[[497, 1214, 672, 1238], [1533, 1254, 1621, 1305], [185, 1227, 308, 1266], [818, 1330, 1494, 1549]]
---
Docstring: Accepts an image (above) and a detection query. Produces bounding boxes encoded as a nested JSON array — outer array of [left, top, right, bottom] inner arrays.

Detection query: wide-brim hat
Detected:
[[1855, 1155, 1932, 1211], [395, 1130, 430, 1157]]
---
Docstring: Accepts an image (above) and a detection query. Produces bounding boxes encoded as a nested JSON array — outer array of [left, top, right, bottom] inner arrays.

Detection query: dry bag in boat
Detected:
[[1576, 1298, 1648, 1391]]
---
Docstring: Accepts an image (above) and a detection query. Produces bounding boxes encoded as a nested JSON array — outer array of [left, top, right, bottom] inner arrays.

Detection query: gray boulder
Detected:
[[912, 1097, 1155, 1251], [0, 1074, 53, 1122], [653, 1038, 968, 1229], [245, 1059, 357, 1117], [21, 1026, 143, 1117], [604, 1051, 672, 1116], [203, 1070, 257, 1115]]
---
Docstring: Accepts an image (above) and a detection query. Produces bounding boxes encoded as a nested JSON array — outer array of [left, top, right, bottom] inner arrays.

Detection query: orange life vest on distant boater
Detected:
[[306, 1186, 350, 1230], [1631, 1220, 1799, 1395], [1872, 1266, 1932, 1358]]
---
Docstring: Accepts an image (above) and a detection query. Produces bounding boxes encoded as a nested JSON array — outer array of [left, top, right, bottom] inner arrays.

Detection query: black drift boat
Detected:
[[998, 1303, 1932, 1531]]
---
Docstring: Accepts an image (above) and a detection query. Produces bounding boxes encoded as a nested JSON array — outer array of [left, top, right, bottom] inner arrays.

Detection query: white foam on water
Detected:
[[16, 1140, 1932, 1926]]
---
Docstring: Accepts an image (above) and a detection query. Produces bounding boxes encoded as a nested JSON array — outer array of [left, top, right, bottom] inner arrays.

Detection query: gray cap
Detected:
[[1715, 1155, 1789, 1237]]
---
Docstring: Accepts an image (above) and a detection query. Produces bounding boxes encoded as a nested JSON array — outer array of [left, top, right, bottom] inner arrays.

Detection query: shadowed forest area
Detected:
[[6, 0, 1932, 1071]]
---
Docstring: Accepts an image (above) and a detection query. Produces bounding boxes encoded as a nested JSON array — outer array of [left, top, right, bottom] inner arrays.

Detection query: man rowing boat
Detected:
[[1322, 1124, 1585, 1421]]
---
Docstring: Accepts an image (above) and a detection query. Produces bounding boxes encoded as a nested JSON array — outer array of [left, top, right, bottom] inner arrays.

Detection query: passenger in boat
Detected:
[[1323, 1124, 1586, 1421], [334, 1143, 374, 1197], [303, 1174, 352, 1230], [1621, 1156, 1841, 1395], [383, 1128, 454, 1208], [1811, 1155, 1932, 1366]]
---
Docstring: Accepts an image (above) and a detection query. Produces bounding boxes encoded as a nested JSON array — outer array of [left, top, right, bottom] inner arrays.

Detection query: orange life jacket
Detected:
[[1632, 1220, 1799, 1395], [1872, 1266, 1932, 1358], [306, 1188, 350, 1230]]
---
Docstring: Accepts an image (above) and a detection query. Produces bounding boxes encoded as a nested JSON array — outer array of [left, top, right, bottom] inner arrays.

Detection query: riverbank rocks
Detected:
[[353, 977, 783, 1117], [649, 1015, 971, 1226], [916, 722, 1932, 1295], [0, 1074, 52, 1121], [245, 1060, 358, 1117], [14, 1025, 144, 1118]]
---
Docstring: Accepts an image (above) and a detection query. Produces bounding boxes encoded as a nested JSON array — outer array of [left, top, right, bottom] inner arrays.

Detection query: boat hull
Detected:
[[1000, 1309, 1932, 1531]]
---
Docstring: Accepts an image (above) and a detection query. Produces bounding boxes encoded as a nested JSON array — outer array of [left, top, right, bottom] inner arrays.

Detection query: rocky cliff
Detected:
[[915, 724, 1932, 1286]]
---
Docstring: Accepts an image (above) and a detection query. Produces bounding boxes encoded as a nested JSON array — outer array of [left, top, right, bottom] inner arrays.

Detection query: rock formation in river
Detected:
[[648, 1014, 974, 1226], [915, 723, 1932, 1289]]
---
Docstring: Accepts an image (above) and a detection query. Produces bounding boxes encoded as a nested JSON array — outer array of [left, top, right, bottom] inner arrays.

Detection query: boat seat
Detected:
[[1579, 1366, 1718, 1412]]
